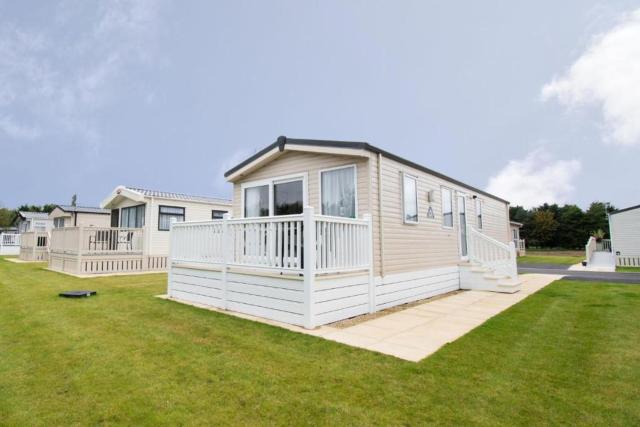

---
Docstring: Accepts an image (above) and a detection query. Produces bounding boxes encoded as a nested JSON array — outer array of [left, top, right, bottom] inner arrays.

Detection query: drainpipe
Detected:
[[377, 152, 385, 277]]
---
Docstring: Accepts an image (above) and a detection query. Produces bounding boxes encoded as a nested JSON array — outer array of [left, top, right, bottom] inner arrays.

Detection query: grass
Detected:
[[518, 254, 584, 265], [2, 259, 640, 425], [617, 266, 640, 273]]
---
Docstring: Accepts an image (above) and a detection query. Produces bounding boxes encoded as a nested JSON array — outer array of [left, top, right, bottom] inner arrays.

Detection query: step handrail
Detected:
[[468, 227, 518, 279]]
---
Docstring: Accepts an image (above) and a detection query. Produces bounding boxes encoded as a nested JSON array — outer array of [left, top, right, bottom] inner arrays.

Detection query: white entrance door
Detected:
[[457, 194, 469, 259]]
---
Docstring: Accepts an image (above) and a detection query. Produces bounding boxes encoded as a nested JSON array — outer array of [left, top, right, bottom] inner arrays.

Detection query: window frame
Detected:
[[157, 205, 185, 231], [402, 172, 419, 225], [441, 186, 454, 229], [120, 204, 146, 229], [318, 164, 358, 219], [240, 172, 308, 218], [211, 210, 228, 220], [475, 198, 483, 229]]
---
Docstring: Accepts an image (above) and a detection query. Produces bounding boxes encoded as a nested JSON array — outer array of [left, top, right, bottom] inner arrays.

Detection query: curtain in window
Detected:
[[403, 175, 418, 222], [121, 205, 145, 228], [245, 185, 269, 217], [321, 167, 356, 218], [442, 188, 453, 227], [159, 206, 185, 230]]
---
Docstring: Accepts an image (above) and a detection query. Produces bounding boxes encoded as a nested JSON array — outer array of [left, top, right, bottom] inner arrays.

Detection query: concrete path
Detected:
[[162, 273, 562, 362]]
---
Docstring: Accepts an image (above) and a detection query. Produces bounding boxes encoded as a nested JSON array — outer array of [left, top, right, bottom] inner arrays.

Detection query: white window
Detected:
[[402, 173, 418, 223], [244, 185, 270, 217], [320, 165, 356, 218], [475, 199, 483, 229], [442, 188, 453, 227], [53, 218, 65, 228], [242, 174, 306, 218], [158, 206, 185, 231]]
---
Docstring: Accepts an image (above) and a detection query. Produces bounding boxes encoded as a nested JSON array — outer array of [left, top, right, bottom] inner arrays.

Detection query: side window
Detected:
[[475, 199, 483, 229], [212, 210, 227, 220], [402, 173, 418, 223], [158, 206, 185, 231], [442, 188, 453, 227]]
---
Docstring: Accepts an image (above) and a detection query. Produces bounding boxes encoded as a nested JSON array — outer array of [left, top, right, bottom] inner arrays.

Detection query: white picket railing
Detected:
[[596, 238, 612, 252], [170, 208, 372, 275], [468, 228, 517, 279], [1, 233, 20, 247], [50, 227, 144, 255], [515, 238, 526, 256]]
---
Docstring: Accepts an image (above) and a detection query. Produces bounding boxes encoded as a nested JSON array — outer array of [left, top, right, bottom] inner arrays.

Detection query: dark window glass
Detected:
[[120, 205, 145, 228], [274, 180, 303, 215], [212, 210, 227, 219]]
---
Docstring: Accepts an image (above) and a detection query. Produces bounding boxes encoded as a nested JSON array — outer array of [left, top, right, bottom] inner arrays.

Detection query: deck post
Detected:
[[222, 213, 231, 310], [364, 214, 375, 314], [303, 206, 316, 329], [76, 227, 83, 274]]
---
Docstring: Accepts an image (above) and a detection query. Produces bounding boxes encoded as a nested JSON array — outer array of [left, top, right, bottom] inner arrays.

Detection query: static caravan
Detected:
[[167, 137, 519, 329], [510, 221, 525, 256], [48, 186, 231, 276], [15, 212, 53, 261], [50, 205, 111, 228], [609, 204, 640, 268]]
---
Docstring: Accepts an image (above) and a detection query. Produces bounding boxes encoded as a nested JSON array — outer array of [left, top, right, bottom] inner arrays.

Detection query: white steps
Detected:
[[459, 262, 522, 294]]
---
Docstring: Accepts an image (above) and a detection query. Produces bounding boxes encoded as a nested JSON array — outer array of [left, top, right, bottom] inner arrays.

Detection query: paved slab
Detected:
[[161, 273, 563, 362]]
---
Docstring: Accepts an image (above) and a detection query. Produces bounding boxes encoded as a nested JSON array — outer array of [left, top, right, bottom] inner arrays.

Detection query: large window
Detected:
[[320, 165, 356, 218], [244, 185, 269, 217], [243, 176, 305, 218], [120, 204, 145, 228], [403, 173, 418, 223], [158, 205, 185, 231], [274, 180, 303, 215], [475, 199, 483, 229], [442, 188, 453, 227]]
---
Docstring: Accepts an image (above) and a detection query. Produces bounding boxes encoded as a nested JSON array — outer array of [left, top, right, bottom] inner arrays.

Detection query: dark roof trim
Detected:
[[610, 204, 640, 215], [55, 205, 110, 214], [225, 136, 509, 204]]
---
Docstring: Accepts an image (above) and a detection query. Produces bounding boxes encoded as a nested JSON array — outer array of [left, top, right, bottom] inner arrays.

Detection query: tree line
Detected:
[[0, 204, 57, 229], [510, 202, 616, 249]]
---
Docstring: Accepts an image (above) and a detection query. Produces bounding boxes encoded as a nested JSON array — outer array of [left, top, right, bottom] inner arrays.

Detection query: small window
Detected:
[[53, 218, 65, 228], [321, 165, 356, 218], [402, 174, 418, 223], [158, 205, 185, 231], [212, 210, 227, 220], [442, 188, 453, 227], [244, 185, 269, 217], [475, 199, 483, 229]]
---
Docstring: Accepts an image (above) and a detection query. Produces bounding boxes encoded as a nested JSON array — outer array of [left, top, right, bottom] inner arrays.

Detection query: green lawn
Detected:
[[617, 266, 640, 273], [518, 254, 584, 265], [1, 259, 640, 425]]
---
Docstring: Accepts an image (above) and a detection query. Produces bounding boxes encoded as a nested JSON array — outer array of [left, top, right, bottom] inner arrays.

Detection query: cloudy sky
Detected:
[[0, 0, 639, 210]]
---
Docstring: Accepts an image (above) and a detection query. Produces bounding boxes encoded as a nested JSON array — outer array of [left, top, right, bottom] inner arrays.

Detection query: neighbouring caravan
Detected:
[[49, 205, 111, 229], [48, 186, 231, 276], [15, 211, 53, 262], [166, 136, 518, 329], [609, 204, 640, 267]]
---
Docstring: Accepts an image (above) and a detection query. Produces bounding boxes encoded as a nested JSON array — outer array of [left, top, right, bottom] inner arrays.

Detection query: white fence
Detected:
[[19, 231, 50, 261], [50, 227, 144, 254], [171, 209, 372, 275], [0, 233, 20, 255], [585, 236, 597, 264], [515, 239, 526, 256], [469, 228, 518, 279], [596, 239, 612, 252]]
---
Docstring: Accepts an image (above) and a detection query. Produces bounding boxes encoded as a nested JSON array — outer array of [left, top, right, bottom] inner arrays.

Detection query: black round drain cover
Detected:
[[59, 290, 97, 298]]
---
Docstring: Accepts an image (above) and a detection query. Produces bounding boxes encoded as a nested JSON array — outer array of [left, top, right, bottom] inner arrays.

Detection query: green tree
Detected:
[[556, 205, 586, 249], [71, 194, 77, 207], [528, 210, 558, 248], [0, 208, 16, 228], [584, 202, 614, 238]]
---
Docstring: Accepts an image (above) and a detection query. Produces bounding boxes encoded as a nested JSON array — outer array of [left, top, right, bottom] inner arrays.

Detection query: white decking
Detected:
[[48, 227, 167, 276], [166, 207, 520, 329], [0, 233, 20, 256]]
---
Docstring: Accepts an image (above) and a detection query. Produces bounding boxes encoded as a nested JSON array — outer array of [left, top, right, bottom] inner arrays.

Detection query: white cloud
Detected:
[[0, 116, 41, 140], [0, 0, 164, 145], [486, 148, 581, 208], [542, 8, 640, 147]]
